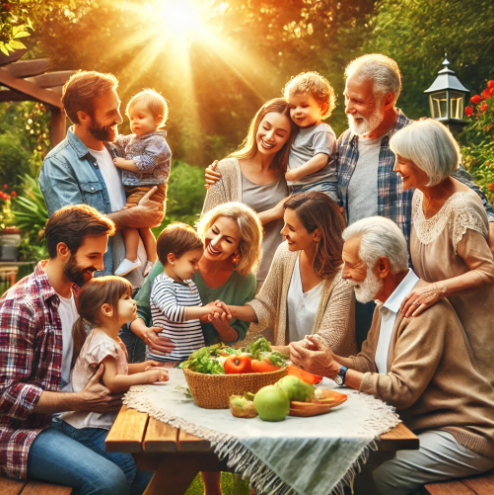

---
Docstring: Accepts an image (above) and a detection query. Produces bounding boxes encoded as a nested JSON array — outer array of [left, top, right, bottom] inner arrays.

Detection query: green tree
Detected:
[[367, 0, 494, 122], [30, 0, 375, 164]]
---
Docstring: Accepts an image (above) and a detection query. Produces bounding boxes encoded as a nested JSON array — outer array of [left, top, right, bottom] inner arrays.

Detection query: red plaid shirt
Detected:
[[0, 262, 78, 479]]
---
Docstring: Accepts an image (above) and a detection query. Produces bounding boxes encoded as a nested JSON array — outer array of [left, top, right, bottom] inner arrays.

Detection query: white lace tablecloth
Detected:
[[124, 369, 399, 495]]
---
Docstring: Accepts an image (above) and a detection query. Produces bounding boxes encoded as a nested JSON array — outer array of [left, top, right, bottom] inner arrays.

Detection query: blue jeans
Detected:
[[27, 419, 152, 495], [290, 181, 339, 204], [119, 322, 146, 363]]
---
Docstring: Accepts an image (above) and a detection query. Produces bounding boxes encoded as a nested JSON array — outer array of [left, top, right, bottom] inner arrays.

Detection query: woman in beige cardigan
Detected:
[[392, 119, 494, 383], [203, 98, 297, 288], [228, 192, 357, 356]]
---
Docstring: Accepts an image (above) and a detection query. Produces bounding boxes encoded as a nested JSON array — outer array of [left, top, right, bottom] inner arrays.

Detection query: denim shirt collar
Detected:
[[67, 126, 120, 161]]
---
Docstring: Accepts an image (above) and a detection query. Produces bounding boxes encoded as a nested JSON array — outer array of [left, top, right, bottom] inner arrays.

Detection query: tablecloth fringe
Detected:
[[124, 386, 398, 495]]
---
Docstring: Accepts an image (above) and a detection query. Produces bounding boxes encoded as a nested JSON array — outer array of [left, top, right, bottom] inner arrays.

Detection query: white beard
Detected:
[[347, 270, 383, 304], [347, 106, 384, 136]]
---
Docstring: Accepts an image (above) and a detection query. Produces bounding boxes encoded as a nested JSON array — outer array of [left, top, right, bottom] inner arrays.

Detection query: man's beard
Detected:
[[64, 255, 97, 287], [348, 105, 384, 136], [89, 119, 118, 142], [347, 269, 383, 304]]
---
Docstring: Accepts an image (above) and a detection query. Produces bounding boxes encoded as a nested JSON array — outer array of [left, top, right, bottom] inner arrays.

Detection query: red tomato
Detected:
[[224, 355, 252, 374], [287, 364, 323, 384], [251, 359, 280, 373]]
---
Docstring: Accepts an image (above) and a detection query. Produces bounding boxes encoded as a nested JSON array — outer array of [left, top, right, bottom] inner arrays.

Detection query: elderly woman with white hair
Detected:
[[391, 118, 494, 382]]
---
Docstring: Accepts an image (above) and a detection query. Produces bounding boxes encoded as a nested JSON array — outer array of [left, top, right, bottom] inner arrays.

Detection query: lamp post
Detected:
[[424, 57, 469, 134]]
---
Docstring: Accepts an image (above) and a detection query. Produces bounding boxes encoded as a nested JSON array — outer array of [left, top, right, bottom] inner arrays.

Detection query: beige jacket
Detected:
[[202, 158, 242, 214], [247, 242, 357, 356], [339, 280, 494, 461]]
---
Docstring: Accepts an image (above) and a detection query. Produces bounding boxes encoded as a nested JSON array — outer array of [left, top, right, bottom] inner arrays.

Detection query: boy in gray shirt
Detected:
[[284, 72, 339, 203]]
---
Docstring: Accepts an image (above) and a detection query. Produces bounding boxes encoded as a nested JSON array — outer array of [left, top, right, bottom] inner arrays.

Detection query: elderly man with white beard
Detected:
[[290, 216, 494, 495], [337, 53, 494, 346]]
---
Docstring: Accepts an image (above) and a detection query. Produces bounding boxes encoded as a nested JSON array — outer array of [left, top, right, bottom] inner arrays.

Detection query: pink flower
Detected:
[[470, 95, 482, 104], [464, 105, 474, 117], [2, 184, 7, 190]]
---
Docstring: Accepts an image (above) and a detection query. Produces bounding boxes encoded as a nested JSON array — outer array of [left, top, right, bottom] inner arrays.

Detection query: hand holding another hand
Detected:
[[290, 336, 340, 379]]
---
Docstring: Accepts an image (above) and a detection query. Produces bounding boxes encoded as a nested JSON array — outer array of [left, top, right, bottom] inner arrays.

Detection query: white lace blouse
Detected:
[[410, 189, 494, 383]]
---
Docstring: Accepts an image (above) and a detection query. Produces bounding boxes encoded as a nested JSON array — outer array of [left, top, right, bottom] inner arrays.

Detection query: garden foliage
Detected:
[[462, 81, 494, 204]]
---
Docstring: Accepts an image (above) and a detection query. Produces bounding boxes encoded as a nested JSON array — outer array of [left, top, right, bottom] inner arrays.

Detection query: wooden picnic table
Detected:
[[106, 405, 419, 495]]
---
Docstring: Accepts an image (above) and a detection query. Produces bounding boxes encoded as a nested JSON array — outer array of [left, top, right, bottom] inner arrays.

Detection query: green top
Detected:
[[135, 261, 256, 346]]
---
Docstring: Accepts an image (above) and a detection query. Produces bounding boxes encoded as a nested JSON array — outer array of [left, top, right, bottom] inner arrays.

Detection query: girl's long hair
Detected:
[[229, 98, 298, 172], [71, 276, 133, 367], [284, 192, 345, 279]]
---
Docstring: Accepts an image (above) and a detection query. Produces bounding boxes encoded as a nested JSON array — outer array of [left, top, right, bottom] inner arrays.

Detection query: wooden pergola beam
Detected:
[[0, 68, 62, 108], [6, 58, 50, 78], [26, 70, 76, 89], [0, 49, 27, 67], [0, 89, 38, 102]]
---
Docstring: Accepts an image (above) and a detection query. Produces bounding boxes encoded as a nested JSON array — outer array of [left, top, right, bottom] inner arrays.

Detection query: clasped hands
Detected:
[[201, 300, 233, 326], [289, 335, 341, 380]]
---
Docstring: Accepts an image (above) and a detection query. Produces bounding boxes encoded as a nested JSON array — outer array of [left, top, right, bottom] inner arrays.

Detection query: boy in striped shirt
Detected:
[[149, 223, 216, 362]]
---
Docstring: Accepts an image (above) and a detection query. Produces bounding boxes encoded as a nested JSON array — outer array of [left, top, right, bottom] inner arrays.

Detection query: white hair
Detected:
[[390, 118, 460, 186], [345, 54, 402, 104], [342, 217, 408, 274]]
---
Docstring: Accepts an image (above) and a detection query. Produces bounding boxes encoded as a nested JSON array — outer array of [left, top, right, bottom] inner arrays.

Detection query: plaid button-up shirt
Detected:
[[0, 262, 78, 479], [337, 111, 494, 244]]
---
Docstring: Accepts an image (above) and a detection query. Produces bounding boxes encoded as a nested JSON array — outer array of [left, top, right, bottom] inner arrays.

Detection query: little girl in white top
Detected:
[[62, 276, 168, 432]]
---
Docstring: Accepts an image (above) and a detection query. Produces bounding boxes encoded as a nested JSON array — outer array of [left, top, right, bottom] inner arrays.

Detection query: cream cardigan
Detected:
[[339, 280, 494, 461], [202, 158, 242, 213], [247, 242, 357, 356]]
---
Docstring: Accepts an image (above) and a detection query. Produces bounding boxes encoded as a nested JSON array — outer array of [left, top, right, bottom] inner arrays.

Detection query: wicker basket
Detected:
[[183, 366, 288, 409]]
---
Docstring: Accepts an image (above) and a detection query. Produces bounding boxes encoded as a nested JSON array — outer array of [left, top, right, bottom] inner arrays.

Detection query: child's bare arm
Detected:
[[113, 157, 140, 173], [184, 304, 219, 321], [102, 356, 169, 393], [285, 153, 329, 182], [128, 360, 165, 374]]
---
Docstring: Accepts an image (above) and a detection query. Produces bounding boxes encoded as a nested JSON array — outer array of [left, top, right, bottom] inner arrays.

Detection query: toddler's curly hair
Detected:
[[284, 71, 336, 119]]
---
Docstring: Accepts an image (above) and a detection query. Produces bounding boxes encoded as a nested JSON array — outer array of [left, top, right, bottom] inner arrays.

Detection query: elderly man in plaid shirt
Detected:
[[0, 205, 151, 494], [337, 54, 494, 346]]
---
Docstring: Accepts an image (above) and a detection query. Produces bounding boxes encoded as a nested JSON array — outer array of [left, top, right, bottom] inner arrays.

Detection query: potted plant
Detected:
[[0, 185, 21, 261]]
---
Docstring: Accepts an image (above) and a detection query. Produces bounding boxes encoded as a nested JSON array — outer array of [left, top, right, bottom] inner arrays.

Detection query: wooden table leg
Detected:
[[140, 452, 230, 495], [143, 455, 199, 495], [353, 451, 396, 495]]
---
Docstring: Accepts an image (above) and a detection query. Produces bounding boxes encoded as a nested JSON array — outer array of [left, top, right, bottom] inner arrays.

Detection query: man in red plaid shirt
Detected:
[[0, 205, 151, 494]]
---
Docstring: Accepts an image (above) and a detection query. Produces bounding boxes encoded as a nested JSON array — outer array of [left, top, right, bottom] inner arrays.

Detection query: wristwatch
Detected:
[[334, 365, 348, 386]]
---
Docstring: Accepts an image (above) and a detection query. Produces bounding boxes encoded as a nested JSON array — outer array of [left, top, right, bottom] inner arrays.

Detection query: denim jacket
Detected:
[[39, 128, 145, 287]]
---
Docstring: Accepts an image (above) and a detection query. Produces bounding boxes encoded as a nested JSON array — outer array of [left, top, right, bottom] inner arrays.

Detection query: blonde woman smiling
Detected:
[[203, 98, 297, 288], [130, 202, 263, 351]]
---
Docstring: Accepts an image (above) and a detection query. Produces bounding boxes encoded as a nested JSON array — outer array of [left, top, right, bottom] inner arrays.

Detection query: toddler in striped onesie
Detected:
[[149, 223, 218, 362]]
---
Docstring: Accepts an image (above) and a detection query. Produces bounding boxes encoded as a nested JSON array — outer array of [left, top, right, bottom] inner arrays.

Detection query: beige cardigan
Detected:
[[339, 280, 494, 461], [202, 158, 242, 214], [247, 242, 357, 356]]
